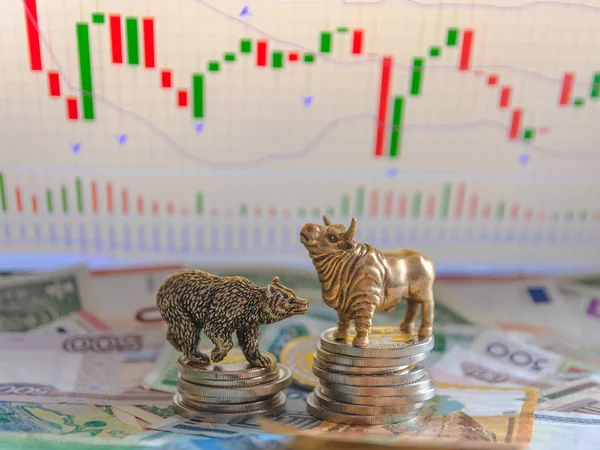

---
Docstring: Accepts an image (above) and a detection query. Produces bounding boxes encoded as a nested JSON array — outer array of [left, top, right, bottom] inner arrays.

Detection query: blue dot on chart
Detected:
[[302, 96, 313, 107], [519, 153, 530, 165], [71, 142, 81, 153], [387, 168, 398, 178], [195, 122, 204, 134], [239, 5, 252, 17], [117, 134, 128, 145]]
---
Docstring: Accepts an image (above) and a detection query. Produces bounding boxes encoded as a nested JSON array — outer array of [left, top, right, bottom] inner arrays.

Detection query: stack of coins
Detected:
[[173, 348, 292, 421], [307, 326, 436, 425]]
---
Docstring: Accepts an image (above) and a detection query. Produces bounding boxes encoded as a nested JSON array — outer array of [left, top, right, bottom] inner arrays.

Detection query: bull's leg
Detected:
[[352, 301, 377, 347], [333, 314, 351, 340], [409, 283, 434, 338], [400, 301, 422, 334]]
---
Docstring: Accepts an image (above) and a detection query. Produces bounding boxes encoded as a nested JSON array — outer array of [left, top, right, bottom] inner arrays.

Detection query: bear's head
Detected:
[[261, 276, 309, 324]]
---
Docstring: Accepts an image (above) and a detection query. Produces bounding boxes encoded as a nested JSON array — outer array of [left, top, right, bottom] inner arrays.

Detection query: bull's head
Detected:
[[299, 216, 357, 256]]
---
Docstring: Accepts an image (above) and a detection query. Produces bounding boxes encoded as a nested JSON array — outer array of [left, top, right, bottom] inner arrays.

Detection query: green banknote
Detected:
[[0, 265, 92, 332]]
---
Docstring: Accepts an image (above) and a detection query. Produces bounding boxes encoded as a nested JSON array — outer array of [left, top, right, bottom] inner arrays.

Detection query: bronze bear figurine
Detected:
[[300, 216, 435, 347], [156, 269, 309, 367]]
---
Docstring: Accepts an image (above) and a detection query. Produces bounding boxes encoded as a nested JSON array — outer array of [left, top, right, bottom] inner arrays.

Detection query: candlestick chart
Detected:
[[1, 0, 600, 270]]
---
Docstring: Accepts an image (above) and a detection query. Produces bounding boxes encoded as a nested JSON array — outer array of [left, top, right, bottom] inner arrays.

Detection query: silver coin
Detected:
[[319, 373, 435, 396], [316, 343, 429, 367], [307, 393, 418, 425], [313, 354, 410, 375], [180, 369, 279, 387], [321, 385, 437, 406], [180, 391, 287, 414], [313, 386, 426, 415], [177, 349, 277, 381], [173, 392, 286, 423], [312, 362, 427, 387], [178, 365, 292, 399], [320, 326, 434, 359]]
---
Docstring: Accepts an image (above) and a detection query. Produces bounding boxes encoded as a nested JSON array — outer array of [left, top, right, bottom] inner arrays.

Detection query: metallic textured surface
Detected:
[[173, 392, 287, 421], [320, 385, 437, 406], [300, 216, 436, 346], [180, 391, 287, 414], [312, 361, 426, 386], [156, 269, 309, 366], [312, 355, 410, 374], [177, 349, 277, 381], [313, 386, 426, 415], [319, 374, 435, 397], [315, 343, 428, 367]]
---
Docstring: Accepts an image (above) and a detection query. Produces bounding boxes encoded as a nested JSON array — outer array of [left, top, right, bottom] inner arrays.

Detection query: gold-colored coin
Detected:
[[280, 335, 320, 389]]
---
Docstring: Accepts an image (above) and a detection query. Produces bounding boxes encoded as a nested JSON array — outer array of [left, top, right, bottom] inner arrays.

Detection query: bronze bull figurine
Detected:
[[300, 216, 435, 347]]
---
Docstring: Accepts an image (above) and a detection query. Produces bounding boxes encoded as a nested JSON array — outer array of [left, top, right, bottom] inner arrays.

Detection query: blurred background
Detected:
[[0, 0, 599, 449]]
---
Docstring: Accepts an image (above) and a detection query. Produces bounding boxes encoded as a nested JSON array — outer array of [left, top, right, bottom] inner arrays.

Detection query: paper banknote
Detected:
[[536, 377, 600, 415], [529, 411, 600, 450]]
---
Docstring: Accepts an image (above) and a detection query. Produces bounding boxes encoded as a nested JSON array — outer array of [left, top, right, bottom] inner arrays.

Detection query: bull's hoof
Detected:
[[333, 329, 349, 340], [352, 336, 369, 347], [418, 326, 433, 338], [400, 321, 416, 334]]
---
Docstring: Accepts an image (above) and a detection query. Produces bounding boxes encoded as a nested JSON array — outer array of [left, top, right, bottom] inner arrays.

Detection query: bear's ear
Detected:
[[271, 276, 281, 285], [265, 284, 274, 298]]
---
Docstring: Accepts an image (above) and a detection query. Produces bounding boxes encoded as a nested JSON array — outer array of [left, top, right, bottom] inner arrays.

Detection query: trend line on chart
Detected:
[[21, 0, 600, 166]]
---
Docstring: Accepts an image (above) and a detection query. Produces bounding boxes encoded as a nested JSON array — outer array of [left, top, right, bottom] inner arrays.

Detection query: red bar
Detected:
[[48, 72, 60, 97], [482, 203, 491, 219], [559, 72, 575, 106], [538, 212, 547, 222], [468, 194, 478, 219], [426, 196, 435, 219], [509, 108, 523, 140], [32, 195, 38, 213], [523, 208, 532, 221], [352, 29, 364, 55], [369, 190, 379, 217], [510, 203, 519, 219], [109, 15, 123, 64], [177, 90, 188, 107], [15, 188, 23, 212], [106, 182, 114, 214], [137, 196, 144, 215], [374, 56, 393, 157], [142, 18, 155, 68], [161, 70, 172, 88], [167, 202, 174, 215], [91, 181, 99, 213], [66, 97, 78, 120], [499, 87, 511, 108], [256, 40, 267, 67], [288, 51, 299, 62], [254, 207, 262, 218], [398, 195, 407, 218], [210, 207, 219, 218], [383, 191, 393, 218], [23, 0, 42, 71], [182, 208, 189, 216], [152, 201, 159, 215], [269, 207, 277, 218], [121, 189, 129, 214], [487, 75, 498, 85], [454, 183, 466, 219], [459, 29, 474, 71], [283, 210, 292, 219]]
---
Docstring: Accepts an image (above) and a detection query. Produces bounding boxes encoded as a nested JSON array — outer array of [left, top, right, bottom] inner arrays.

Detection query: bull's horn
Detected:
[[323, 215, 331, 226], [345, 218, 357, 241]]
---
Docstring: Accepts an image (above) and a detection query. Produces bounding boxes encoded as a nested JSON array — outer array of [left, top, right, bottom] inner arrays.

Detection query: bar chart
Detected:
[[2, 0, 600, 270]]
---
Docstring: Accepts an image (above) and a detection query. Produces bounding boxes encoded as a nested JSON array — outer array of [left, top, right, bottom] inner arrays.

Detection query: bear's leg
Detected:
[[166, 327, 183, 352], [352, 299, 377, 347], [177, 319, 210, 364], [400, 301, 422, 334], [204, 326, 233, 363], [333, 314, 351, 340], [237, 326, 271, 368]]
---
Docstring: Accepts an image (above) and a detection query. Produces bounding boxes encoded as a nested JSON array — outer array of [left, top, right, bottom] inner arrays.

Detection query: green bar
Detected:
[[564, 211, 574, 221], [341, 194, 350, 216], [429, 47, 441, 57], [298, 208, 306, 218], [320, 32, 332, 53], [196, 192, 203, 215], [304, 53, 315, 63], [192, 74, 204, 119], [76, 23, 94, 120], [410, 58, 424, 96], [92, 12, 105, 24], [447, 28, 459, 46], [336, 26, 349, 33], [574, 97, 585, 107], [61, 185, 68, 213], [46, 188, 53, 213], [440, 183, 451, 218], [412, 192, 422, 218], [224, 52, 236, 62], [495, 201, 505, 220], [208, 61, 220, 72], [389, 96, 404, 158], [75, 177, 84, 213], [0, 172, 6, 212], [240, 39, 252, 53], [325, 207, 335, 217], [355, 187, 365, 217], [523, 128, 535, 140], [591, 73, 600, 98], [272, 51, 283, 68], [579, 211, 588, 221], [550, 212, 559, 221], [240, 203, 248, 216], [125, 17, 139, 65], [311, 208, 320, 217]]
